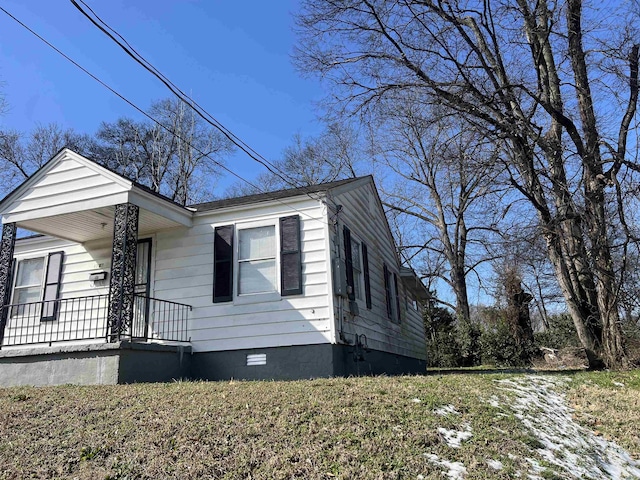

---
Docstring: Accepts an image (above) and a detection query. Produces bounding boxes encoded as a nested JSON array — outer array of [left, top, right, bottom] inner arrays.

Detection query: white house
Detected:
[[0, 149, 428, 386]]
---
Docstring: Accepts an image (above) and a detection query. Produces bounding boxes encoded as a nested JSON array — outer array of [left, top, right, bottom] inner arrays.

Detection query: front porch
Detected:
[[0, 340, 192, 386], [0, 150, 196, 382]]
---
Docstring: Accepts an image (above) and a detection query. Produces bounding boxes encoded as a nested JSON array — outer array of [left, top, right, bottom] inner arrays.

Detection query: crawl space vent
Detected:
[[246, 353, 267, 366]]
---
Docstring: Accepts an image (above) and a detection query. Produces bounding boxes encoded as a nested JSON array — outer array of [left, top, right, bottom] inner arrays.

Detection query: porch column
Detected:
[[0, 223, 16, 342], [107, 203, 139, 342]]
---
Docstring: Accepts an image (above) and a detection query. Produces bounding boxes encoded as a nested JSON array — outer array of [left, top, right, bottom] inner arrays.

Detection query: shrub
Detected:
[[457, 319, 482, 367], [534, 314, 581, 350], [424, 304, 461, 367], [480, 317, 536, 367]]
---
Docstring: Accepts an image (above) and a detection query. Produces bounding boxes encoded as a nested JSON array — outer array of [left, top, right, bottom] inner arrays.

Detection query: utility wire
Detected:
[[0, 5, 330, 225], [70, 0, 310, 193]]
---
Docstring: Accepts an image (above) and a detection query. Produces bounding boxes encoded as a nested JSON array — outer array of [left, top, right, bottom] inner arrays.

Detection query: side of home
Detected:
[[0, 149, 427, 385]]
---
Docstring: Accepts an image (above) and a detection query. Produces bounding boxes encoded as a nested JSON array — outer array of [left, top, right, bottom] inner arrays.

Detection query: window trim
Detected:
[[11, 256, 46, 318], [10, 252, 63, 321], [213, 225, 234, 303], [351, 238, 362, 301], [233, 218, 281, 305]]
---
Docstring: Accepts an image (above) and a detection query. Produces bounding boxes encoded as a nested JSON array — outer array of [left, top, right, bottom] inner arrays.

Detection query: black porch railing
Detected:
[[0, 294, 190, 347], [129, 295, 191, 342]]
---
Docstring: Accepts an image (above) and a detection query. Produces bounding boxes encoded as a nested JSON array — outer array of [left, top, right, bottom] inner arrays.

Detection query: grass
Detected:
[[0, 371, 637, 479], [567, 370, 640, 459]]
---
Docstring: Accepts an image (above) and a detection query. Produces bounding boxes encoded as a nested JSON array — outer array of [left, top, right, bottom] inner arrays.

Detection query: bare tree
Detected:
[[0, 123, 91, 194], [93, 98, 234, 205], [296, 0, 639, 368], [371, 105, 501, 324], [224, 121, 364, 197]]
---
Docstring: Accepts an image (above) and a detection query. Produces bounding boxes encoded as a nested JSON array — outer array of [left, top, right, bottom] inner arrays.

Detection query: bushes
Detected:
[[423, 306, 546, 368], [424, 305, 461, 368], [534, 314, 581, 350], [480, 318, 537, 367]]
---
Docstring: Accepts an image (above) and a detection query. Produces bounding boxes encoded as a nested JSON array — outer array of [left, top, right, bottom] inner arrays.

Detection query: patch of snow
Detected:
[[613, 381, 625, 387], [425, 453, 467, 479], [487, 459, 503, 470], [487, 395, 501, 408], [411, 397, 422, 403], [438, 423, 473, 448], [434, 404, 460, 415], [498, 376, 640, 479]]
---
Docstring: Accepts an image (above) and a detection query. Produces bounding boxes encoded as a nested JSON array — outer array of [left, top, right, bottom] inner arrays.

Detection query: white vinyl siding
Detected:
[[153, 197, 332, 353], [3, 237, 113, 347], [330, 181, 426, 360], [3, 156, 130, 224]]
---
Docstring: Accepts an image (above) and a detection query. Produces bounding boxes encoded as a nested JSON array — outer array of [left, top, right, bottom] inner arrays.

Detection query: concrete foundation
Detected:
[[0, 342, 425, 386], [0, 341, 191, 386], [192, 344, 426, 381]]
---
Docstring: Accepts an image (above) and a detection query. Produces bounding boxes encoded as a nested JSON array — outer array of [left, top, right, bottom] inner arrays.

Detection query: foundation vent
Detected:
[[246, 353, 267, 366]]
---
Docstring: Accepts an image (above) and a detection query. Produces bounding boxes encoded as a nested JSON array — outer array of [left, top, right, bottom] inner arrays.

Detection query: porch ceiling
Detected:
[[17, 206, 186, 243]]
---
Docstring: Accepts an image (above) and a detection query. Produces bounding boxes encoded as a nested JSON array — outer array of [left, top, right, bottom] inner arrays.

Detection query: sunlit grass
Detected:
[[0, 371, 637, 479]]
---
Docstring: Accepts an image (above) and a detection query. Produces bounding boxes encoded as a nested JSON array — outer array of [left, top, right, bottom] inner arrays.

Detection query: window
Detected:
[[343, 225, 371, 310], [212, 215, 302, 303], [11, 251, 63, 320], [238, 225, 277, 295], [351, 240, 362, 300], [13, 257, 45, 315], [362, 243, 371, 309], [383, 263, 401, 323]]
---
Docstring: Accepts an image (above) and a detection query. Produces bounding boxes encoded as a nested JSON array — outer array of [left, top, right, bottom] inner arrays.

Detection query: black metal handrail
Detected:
[[0, 294, 191, 347], [0, 294, 109, 347], [130, 295, 191, 342]]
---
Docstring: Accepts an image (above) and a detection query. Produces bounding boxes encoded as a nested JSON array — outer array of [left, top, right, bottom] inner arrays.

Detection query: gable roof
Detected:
[[0, 148, 192, 241], [190, 176, 369, 212], [0, 147, 189, 213]]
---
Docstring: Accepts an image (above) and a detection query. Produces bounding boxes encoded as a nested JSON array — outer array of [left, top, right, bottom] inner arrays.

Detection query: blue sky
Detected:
[[0, 1, 324, 191]]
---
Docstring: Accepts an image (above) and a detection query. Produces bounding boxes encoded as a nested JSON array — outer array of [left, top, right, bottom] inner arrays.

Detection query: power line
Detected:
[[70, 0, 308, 192], [0, 5, 330, 225]]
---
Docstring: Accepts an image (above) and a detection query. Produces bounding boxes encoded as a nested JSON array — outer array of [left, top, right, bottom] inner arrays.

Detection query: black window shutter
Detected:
[[362, 242, 371, 309], [41, 251, 63, 321], [393, 272, 401, 323], [280, 215, 302, 296], [383, 263, 392, 319], [343, 226, 355, 300], [213, 225, 234, 303]]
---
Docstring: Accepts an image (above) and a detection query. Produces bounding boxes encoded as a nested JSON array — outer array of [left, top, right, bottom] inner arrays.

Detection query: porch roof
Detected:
[[0, 149, 193, 243]]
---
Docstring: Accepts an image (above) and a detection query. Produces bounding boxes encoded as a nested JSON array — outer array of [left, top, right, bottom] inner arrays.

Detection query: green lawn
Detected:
[[0, 371, 638, 479]]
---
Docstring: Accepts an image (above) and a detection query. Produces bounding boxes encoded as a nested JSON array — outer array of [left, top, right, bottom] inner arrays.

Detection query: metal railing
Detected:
[[129, 295, 191, 342], [0, 294, 190, 347], [0, 294, 109, 347]]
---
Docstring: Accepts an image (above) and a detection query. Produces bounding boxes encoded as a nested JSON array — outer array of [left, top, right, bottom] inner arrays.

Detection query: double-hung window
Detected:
[[13, 257, 45, 315], [11, 252, 63, 320], [213, 215, 302, 303], [351, 240, 362, 300], [238, 225, 277, 295], [343, 225, 371, 310]]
